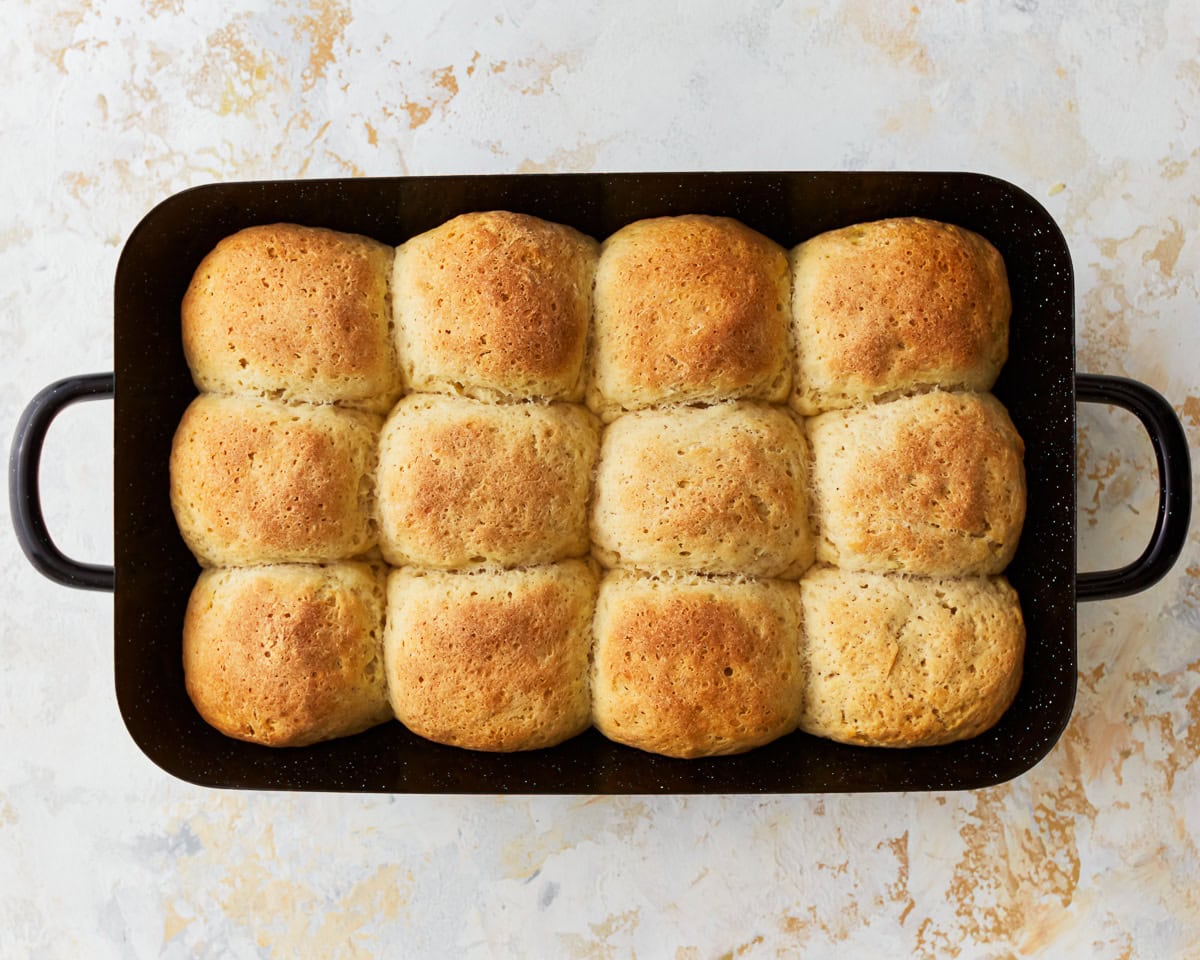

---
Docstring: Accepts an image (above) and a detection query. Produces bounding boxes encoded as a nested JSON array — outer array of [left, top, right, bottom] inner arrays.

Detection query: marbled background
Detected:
[[2, 1, 1198, 957]]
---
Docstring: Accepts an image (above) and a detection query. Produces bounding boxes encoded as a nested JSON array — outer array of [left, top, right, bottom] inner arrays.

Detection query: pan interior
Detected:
[[113, 172, 1076, 793]]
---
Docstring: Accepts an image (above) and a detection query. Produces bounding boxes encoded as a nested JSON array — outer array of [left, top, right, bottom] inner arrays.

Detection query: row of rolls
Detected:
[[181, 211, 1009, 418], [185, 561, 1024, 757], [172, 210, 1026, 757]]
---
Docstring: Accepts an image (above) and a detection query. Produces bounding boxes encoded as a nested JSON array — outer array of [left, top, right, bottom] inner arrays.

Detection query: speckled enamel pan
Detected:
[[9, 172, 1192, 793]]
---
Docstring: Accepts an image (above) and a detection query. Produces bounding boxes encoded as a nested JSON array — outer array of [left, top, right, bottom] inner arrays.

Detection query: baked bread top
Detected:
[[591, 571, 804, 758], [170, 394, 380, 567], [376, 394, 599, 570], [182, 223, 398, 410], [791, 217, 1010, 414], [797, 567, 1025, 747], [589, 215, 791, 419], [174, 210, 1024, 757], [183, 563, 391, 747], [393, 211, 597, 401], [384, 562, 596, 752], [808, 390, 1026, 576], [591, 402, 814, 578]]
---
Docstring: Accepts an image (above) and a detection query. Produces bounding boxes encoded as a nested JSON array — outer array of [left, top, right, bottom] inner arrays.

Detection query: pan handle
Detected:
[[1076, 373, 1192, 602], [9, 373, 116, 592]]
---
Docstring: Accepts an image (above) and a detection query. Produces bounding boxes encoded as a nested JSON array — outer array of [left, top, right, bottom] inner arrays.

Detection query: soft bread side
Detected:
[[589, 215, 791, 420], [384, 562, 596, 752], [797, 567, 1025, 747], [182, 223, 398, 410], [790, 217, 1009, 414], [591, 571, 804, 758], [183, 563, 392, 747]]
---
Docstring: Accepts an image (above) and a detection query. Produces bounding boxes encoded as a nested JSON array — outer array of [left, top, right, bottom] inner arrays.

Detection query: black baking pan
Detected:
[[9, 172, 1193, 793]]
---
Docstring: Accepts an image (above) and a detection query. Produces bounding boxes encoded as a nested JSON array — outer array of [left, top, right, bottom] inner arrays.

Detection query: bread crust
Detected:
[[808, 391, 1026, 576], [798, 567, 1025, 746], [591, 571, 804, 758], [384, 562, 596, 751], [183, 563, 391, 747], [376, 395, 599, 569], [182, 223, 398, 410], [592, 402, 814, 578], [173, 213, 1027, 758], [589, 216, 791, 419], [394, 211, 597, 401], [791, 217, 1010, 414], [170, 394, 381, 566]]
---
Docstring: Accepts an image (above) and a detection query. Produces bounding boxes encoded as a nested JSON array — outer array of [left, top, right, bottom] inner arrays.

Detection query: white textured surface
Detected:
[[3, 1, 1200, 957]]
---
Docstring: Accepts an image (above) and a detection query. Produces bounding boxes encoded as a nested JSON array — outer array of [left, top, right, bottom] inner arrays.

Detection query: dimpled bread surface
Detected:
[[182, 223, 398, 411], [173, 209, 1025, 756], [393, 211, 597, 402], [376, 394, 599, 569], [790, 217, 1010, 415], [797, 567, 1025, 747], [591, 571, 805, 758], [384, 562, 597, 752], [183, 563, 392, 747], [170, 394, 381, 567], [808, 391, 1026, 576], [589, 215, 792, 420], [591, 402, 814, 578]]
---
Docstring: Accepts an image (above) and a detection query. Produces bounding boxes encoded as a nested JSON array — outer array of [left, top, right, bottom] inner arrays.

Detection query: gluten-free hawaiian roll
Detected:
[[790, 217, 1010, 414], [183, 563, 392, 747], [182, 223, 398, 410], [376, 395, 599, 569], [798, 567, 1024, 747], [385, 562, 596, 752], [393, 211, 597, 401], [170, 394, 380, 566], [591, 572, 804, 758], [592, 403, 814, 578], [589, 216, 791, 419], [808, 391, 1025, 576]]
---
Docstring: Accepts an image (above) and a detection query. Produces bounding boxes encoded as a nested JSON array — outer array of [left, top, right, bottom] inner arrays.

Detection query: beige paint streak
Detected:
[[518, 51, 582, 95], [842, 0, 932, 73], [290, 0, 351, 92], [560, 908, 641, 958], [1142, 218, 1186, 278], [390, 64, 462, 129], [517, 141, 605, 174]]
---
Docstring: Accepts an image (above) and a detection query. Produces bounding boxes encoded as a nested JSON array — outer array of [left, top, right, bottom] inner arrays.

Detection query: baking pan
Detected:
[[9, 172, 1193, 793]]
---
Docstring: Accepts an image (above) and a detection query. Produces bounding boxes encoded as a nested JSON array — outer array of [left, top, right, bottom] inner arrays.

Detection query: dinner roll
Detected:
[[790, 217, 1010, 414], [589, 216, 791, 420], [591, 571, 804, 758], [183, 563, 391, 747], [798, 567, 1024, 747], [808, 391, 1025, 576], [182, 223, 398, 410], [393, 211, 597, 401], [376, 395, 599, 569], [170, 394, 381, 567], [384, 562, 596, 752], [591, 403, 814, 578]]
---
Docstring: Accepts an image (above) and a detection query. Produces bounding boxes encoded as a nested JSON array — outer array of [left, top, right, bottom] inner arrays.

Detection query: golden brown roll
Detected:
[[589, 216, 791, 420], [376, 394, 599, 569], [170, 394, 381, 567], [393, 211, 597, 401], [591, 571, 804, 758], [798, 567, 1025, 747], [808, 391, 1025, 576], [790, 217, 1010, 414], [384, 562, 596, 751], [183, 563, 392, 747], [591, 403, 814, 578], [182, 223, 398, 410]]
